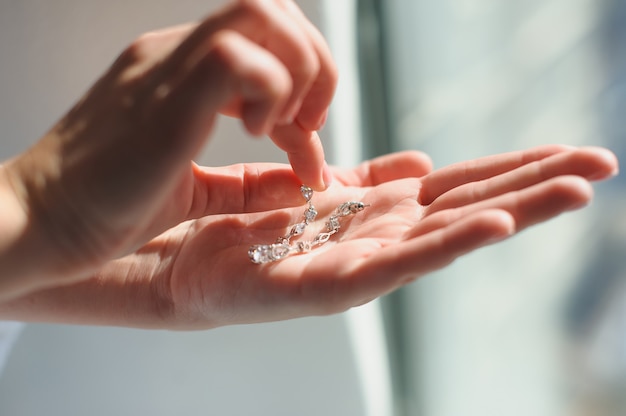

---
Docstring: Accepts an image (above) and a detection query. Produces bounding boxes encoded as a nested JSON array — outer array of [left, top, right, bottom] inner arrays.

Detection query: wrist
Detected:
[[0, 160, 89, 300]]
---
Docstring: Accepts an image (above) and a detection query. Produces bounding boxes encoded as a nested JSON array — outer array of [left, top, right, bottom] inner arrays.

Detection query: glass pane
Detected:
[[374, 0, 626, 415]]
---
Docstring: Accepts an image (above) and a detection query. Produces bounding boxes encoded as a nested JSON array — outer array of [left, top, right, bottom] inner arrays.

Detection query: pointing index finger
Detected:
[[270, 124, 328, 192]]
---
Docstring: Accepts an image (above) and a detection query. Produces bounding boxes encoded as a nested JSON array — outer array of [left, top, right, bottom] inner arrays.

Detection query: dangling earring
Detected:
[[248, 185, 369, 264]]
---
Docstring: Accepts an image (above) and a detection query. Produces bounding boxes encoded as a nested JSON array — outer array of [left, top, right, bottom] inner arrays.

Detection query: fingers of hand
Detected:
[[214, 31, 295, 136], [112, 0, 335, 192], [157, 0, 335, 135], [186, 162, 303, 219], [230, 0, 324, 127], [332, 151, 433, 187], [270, 125, 328, 191], [353, 209, 515, 294], [154, 30, 294, 145], [291, 146, 613, 306], [274, 0, 338, 130], [422, 147, 617, 213], [418, 144, 575, 205], [415, 175, 592, 238], [259, 209, 512, 316]]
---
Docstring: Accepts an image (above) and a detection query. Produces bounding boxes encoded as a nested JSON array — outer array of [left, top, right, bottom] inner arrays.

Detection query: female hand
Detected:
[[1, 145, 617, 328], [0, 0, 337, 298]]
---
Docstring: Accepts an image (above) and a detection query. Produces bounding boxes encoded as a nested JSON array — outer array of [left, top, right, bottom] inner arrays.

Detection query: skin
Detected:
[[0, 145, 618, 328], [0, 0, 336, 298], [0, 0, 619, 328]]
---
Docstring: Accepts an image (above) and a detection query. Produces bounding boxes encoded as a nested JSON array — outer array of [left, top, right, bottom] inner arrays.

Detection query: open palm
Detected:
[[98, 145, 612, 329], [8, 145, 615, 328]]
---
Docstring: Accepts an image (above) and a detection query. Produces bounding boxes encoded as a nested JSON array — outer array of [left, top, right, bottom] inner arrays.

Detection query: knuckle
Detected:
[[119, 32, 157, 64], [264, 67, 293, 98], [200, 32, 246, 79], [207, 32, 293, 99], [294, 50, 320, 83], [205, 31, 239, 65]]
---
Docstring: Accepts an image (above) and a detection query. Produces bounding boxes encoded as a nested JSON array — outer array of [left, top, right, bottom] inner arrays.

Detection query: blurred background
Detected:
[[358, 0, 626, 415], [0, 1, 624, 415]]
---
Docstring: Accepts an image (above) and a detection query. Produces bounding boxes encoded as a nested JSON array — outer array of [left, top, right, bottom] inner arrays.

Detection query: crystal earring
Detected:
[[248, 185, 369, 264]]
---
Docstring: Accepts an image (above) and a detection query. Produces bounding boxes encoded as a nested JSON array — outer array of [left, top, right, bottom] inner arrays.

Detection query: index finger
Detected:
[[278, 0, 338, 130], [270, 123, 328, 191]]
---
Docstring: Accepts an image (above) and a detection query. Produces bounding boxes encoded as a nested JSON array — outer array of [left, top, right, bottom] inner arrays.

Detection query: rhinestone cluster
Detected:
[[248, 186, 368, 264]]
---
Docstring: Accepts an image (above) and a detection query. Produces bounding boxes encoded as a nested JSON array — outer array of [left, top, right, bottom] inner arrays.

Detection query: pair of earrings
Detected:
[[248, 185, 369, 264]]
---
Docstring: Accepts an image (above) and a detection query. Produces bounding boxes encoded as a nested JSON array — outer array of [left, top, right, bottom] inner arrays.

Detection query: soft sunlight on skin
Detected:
[[0, 146, 617, 329], [0, 1, 618, 329]]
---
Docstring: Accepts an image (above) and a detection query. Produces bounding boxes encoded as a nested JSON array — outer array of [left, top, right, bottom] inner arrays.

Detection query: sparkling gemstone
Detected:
[[249, 245, 272, 264], [304, 206, 318, 222], [297, 241, 312, 252], [271, 243, 290, 259], [336, 203, 352, 217], [300, 185, 313, 202], [291, 222, 306, 235], [327, 217, 341, 232]]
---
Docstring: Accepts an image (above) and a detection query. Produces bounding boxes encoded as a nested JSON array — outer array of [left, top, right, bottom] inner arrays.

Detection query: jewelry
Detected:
[[248, 185, 369, 264]]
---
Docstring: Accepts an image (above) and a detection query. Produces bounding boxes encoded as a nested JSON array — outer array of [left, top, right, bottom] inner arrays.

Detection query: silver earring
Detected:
[[248, 185, 369, 264]]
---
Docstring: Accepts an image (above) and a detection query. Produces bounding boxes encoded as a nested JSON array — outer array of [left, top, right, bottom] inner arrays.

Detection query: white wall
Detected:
[[0, 1, 365, 415]]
